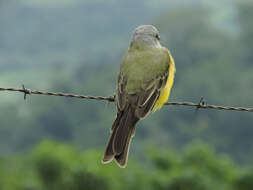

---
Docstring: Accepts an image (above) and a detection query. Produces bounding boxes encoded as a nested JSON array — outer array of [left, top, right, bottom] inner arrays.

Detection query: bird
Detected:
[[102, 25, 175, 168]]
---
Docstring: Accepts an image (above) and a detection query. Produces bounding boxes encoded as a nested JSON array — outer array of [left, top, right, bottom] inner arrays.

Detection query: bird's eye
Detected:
[[155, 34, 160, 40]]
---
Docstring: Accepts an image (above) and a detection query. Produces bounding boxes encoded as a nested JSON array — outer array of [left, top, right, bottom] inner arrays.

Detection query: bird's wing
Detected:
[[135, 70, 169, 118], [116, 71, 128, 111], [116, 63, 170, 119]]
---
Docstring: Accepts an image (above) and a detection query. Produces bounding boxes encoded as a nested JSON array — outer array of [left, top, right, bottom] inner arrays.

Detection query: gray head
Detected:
[[130, 25, 161, 49]]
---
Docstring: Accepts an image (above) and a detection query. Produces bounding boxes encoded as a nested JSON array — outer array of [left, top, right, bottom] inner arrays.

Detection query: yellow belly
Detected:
[[153, 54, 175, 111]]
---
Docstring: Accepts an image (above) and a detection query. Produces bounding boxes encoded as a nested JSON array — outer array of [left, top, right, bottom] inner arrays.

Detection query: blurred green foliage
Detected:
[[0, 140, 253, 190], [1, 0, 253, 189], [1, 1, 253, 163]]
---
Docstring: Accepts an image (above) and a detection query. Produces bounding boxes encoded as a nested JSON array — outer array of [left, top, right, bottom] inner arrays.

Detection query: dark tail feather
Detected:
[[102, 106, 139, 168], [102, 112, 122, 164], [114, 126, 136, 168], [113, 106, 138, 155]]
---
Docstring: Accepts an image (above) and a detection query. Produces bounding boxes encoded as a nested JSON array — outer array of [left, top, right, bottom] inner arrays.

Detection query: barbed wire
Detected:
[[0, 85, 252, 112]]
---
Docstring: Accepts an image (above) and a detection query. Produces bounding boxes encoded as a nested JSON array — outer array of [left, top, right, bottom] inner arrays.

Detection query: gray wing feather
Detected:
[[116, 64, 170, 119], [116, 72, 127, 111], [135, 77, 165, 118]]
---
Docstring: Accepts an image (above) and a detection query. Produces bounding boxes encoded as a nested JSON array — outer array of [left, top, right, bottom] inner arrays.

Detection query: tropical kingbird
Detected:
[[102, 25, 175, 168]]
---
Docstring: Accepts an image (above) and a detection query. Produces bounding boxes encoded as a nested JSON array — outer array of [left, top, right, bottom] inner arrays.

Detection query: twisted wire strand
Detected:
[[0, 86, 252, 112]]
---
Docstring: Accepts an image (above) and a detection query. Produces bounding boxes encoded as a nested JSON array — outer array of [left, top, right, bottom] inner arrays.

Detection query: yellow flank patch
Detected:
[[153, 53, 175, 111]]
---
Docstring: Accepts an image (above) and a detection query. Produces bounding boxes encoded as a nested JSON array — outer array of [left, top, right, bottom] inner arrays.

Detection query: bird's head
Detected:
[[130, 25, 161, 49]]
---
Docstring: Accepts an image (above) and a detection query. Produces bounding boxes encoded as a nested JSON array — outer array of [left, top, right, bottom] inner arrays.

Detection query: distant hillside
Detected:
[[1, 0, 253, 165]]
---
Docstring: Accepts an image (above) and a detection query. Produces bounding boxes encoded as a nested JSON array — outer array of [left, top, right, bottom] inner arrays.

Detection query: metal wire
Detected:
[[0, 86, 252, 112]]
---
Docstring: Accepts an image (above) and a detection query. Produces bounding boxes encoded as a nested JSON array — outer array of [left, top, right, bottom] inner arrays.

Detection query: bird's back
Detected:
[[120, 46, 170, 94]]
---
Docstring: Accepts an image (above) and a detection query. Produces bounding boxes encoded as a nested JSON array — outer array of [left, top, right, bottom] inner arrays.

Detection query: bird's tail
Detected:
[[102, 105, 139, 168]]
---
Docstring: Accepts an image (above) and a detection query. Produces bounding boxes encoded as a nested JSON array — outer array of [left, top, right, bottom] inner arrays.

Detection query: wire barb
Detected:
[[22, 84, 31, 100], [0, 86, 253, 112], [195, 96, 205, 114]]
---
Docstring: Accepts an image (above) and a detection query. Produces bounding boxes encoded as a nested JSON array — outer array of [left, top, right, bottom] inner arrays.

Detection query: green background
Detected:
[[0, 0, 253, 189]]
